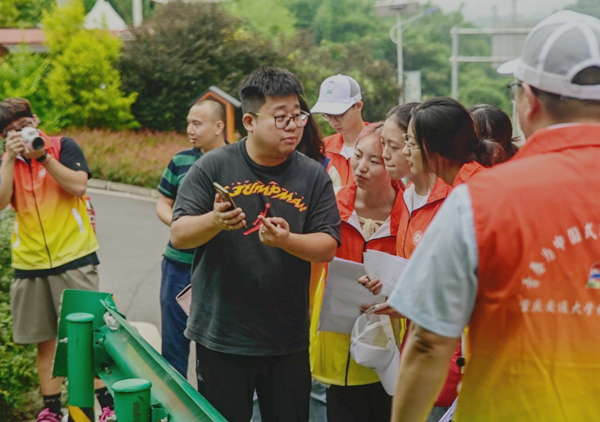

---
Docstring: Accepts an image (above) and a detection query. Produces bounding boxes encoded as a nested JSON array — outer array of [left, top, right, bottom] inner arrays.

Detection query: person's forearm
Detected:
[[170, 213, 221, 249], [0, 157, 15, 209], [43, 156, 88, 197], [279, 232, 337, 262], [156, 196, 174, 226], [392, 325, 459, 422]]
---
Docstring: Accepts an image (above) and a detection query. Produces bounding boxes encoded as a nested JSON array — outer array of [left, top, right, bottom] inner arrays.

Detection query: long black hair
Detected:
[[410, 97, 500, 172], [469, 104, 518, 164]]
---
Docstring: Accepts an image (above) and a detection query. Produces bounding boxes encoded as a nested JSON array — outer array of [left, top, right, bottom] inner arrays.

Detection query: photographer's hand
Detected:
[[0, 131, 23, 209], [3, 131, 26, 160]]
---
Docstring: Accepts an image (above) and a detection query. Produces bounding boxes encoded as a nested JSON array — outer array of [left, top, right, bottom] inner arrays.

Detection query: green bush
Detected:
[[0, 211, 38, 419], [42, 0, 138, 130]]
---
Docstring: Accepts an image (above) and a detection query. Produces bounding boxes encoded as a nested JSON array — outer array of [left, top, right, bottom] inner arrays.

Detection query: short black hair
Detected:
[[530, 66, 600, 119], [238, 67, 304, 114], [0, 98, 33, 135]]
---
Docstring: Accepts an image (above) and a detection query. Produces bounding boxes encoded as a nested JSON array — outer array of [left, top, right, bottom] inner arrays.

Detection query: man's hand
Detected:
[[358, 275, 383, 295], [212, 194, 246, 231], [3, 131, 27, 160], [258, 215, 290, 247]]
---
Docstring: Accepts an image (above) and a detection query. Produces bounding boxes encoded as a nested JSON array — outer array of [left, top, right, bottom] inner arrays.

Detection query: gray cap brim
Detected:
[[497, 58, 521, 75], [310, 101, 356, 115]]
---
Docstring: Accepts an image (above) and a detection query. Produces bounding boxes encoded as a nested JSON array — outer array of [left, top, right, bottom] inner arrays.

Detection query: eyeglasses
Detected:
[[507, 81, 523, 101], [402, 133, 420, 151], [251, 111, 310, 129], [322, 106, 353, 123]]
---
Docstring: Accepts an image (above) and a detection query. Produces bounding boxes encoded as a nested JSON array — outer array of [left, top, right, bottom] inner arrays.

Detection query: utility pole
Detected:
[[133, 0, 143, 27]]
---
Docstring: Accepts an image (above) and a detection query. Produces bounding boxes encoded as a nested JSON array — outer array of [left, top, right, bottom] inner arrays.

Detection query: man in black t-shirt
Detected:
[[172, 68, 341, 422]]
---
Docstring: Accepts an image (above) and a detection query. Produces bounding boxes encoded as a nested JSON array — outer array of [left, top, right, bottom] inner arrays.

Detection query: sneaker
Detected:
[[99, 406, 116, 422], [36, 408, 63, 422]]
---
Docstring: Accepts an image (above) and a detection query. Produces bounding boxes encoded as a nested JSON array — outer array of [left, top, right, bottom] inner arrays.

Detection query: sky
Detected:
[[438, 0, 576, 23]]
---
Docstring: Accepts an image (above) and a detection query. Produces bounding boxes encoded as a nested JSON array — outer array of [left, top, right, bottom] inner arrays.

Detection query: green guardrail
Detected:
[[54, 289, 226, 422]]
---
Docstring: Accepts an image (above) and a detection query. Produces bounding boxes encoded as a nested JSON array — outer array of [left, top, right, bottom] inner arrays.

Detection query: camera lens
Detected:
[[31, 137, 44, 150]]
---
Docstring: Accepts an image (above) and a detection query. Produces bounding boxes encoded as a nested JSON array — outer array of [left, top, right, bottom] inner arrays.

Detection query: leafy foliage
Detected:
[[118, 1, 281, 132], [42, 0, 138, 130], [0, 211, 38, 419], [0, 0, 53, 28], [0, 47, 65, 133], [224, 0, 297, 41]]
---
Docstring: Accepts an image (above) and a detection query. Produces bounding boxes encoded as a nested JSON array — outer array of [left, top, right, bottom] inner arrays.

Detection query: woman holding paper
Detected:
[[362, 99, 508, 420], [309, 122, 404, 422]]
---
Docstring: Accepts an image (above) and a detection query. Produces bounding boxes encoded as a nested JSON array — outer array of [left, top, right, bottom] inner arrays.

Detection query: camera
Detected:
[[21, 127, 45, 150]]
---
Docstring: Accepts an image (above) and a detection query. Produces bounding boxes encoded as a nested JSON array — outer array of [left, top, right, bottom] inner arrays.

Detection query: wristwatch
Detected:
[[36, 151, 49, 164]]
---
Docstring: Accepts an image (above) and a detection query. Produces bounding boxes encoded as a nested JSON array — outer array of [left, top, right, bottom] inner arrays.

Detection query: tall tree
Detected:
[[118, 1, 281, 132], [42, 0, 137, 129]]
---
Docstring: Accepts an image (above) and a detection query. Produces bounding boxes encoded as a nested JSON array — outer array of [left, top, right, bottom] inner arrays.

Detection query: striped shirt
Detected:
[[158, 148, 202, 265]]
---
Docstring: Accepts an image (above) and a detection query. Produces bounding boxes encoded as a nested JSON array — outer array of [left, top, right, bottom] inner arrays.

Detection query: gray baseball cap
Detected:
[[311, 74, 362, 115], [498, 10, 600, 100]]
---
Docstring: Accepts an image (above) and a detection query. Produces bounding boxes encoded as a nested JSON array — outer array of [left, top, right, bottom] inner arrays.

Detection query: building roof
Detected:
[[84, 0, 128, 31]]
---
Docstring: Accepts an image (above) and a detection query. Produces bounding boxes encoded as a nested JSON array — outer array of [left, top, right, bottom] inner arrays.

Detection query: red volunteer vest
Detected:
[[461, 124, 600, 421], [396, 177, 451, 258]]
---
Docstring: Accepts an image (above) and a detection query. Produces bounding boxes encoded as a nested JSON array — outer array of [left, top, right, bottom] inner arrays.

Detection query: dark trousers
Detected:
[[196, 344, 311, 422], [159, 257, 191, 376], [326, 383, 391, 422]]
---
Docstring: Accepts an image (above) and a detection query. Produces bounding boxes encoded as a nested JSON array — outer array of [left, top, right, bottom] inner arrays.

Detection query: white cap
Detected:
[[350, 313, 399, 396], [497, 10, 600, 100], [311, 74, 362, 115]]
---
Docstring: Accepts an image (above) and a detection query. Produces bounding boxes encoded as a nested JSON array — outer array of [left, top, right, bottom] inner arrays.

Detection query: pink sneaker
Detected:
[[99, 406, 115, 422], [36, 408, 63, 422]]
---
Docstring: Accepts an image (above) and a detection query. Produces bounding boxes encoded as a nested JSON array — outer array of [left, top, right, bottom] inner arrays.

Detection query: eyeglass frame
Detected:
[[507, 81, 523, 101], [322, 104, 355, 123], [402, 133, 421, 151], [250, 110, 310, 129]]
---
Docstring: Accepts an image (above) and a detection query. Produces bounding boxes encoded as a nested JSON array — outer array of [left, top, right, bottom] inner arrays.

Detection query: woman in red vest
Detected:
[[310, 122, 405, 422], [406, 97, 501, 187], [363, 104, 459, 420]]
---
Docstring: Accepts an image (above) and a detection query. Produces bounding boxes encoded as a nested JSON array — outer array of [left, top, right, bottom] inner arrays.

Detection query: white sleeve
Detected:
[[387, 185, 479, 338]]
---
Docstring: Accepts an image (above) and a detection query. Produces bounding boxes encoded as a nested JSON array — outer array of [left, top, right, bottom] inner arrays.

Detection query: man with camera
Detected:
[[0, 98, 114, 421]]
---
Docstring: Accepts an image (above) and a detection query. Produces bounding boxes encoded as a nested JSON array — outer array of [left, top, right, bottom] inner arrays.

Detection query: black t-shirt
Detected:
[[57, 137, 93, 178], [173, 140, 341, 356]]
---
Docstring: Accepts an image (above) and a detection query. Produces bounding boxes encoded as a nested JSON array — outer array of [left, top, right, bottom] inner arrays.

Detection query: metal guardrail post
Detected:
[[113, 378, 152, 422], [66, 312, 95, 422]]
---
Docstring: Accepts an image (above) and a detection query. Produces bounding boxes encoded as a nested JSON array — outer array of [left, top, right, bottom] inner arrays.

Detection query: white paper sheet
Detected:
[[363, 249, 408, 296], [319, 257, 387, 335]]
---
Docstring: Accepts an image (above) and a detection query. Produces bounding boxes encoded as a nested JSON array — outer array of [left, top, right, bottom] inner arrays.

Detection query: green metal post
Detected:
[[113, 378, 152, 422], [66, 312, 95, 422]]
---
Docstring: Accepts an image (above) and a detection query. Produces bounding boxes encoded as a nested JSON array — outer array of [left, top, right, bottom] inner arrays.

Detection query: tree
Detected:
[[566, 0, 600, 18], [0, 0, 53, 28], [0, 47, 66, 132], [42, 0, 137, 130], [224, 0, 297, 41], [118, 1, 281, 132]]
